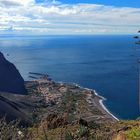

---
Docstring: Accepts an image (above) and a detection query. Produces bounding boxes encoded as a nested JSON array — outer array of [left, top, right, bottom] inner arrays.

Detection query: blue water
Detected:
[[0, 35, 139, 120]]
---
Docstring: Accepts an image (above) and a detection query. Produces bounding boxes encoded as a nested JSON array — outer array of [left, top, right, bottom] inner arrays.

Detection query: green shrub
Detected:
[[77, 125, 89, 138], [126, 127, 140, 139], [65, 131, 74, 140]]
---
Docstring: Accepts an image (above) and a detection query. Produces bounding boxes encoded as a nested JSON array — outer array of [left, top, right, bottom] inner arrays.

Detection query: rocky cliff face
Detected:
[[0, 52, 26, 94]]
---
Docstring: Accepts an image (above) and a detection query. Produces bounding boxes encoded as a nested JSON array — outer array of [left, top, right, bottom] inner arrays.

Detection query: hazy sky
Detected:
[[0, 0, 140, 35]]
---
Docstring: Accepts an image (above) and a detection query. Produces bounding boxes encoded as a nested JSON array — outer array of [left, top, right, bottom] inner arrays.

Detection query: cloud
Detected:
[[0, 0, 140, 34], [0, 0, 34, 6]]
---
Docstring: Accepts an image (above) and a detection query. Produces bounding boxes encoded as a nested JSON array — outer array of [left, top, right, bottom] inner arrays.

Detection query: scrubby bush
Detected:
[[65, 131, 74, 140], [0, 118, 24, 140], [126, 127, 140, 139], [77, 125, 89, 138]]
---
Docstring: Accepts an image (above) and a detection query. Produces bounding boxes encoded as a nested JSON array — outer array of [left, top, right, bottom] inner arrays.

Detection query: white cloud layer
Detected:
[[0, 0, 34, 6], [0, 0, 140, 34]]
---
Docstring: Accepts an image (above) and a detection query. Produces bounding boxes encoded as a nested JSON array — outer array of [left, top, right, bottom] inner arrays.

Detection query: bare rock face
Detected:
[[0, 52, 26, 94]]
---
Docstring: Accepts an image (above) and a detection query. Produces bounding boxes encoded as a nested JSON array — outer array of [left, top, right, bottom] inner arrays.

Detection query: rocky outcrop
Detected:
[[0, 52, 26, 94]]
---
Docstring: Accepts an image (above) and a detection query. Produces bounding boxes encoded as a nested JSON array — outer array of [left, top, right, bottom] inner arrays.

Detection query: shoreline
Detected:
[[94, 90, 119, 121], [28, 73, 119, 122], [83, 87, 119, 121]]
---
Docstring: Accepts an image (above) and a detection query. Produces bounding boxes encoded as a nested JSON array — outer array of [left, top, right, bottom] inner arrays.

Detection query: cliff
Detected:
[[0, 52, 26, 94]]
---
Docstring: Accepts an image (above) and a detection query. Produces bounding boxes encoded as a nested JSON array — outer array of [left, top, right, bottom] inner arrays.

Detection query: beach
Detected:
[[94, 91, 119, 121], [81, 87, 119, 122]]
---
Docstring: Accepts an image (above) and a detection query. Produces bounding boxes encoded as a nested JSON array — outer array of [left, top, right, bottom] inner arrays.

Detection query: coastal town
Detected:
[[26, 72, 118, 123]]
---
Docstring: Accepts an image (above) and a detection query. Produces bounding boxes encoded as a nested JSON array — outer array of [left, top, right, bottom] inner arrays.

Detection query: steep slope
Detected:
[[0, 52, 26, 94], [0, 94, 28, 123], [0, 90, 47, 125]]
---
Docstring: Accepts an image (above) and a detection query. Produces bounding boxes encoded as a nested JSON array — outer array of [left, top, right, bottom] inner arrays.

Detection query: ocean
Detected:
[[0, 35, 139, 120]]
